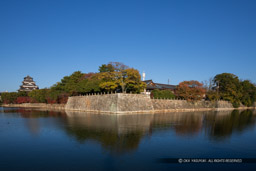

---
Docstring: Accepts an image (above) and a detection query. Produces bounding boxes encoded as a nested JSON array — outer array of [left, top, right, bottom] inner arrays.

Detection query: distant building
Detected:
[[143, 80, 177, 93], [18, 75, 39, 92]]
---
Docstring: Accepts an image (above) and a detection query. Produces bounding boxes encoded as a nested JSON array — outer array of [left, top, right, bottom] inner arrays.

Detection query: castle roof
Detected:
[[143, 79, 177, 90], [18, 75, 39, 92]]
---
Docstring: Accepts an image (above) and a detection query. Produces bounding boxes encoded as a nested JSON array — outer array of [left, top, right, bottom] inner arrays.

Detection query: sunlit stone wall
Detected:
[[152, 99, 234, 112], [65, 94, 243, 113], [65, 93, 154, 114]]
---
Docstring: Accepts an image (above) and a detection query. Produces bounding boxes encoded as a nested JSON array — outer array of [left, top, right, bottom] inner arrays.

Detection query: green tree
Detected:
[[1, 92, 19, 104], [28, 89, 48, 103], [206, 90, 220, 101], [214, 73, 242, 107], [240, 80, 256, 107], [99, 64, 115, 73], [52, 71, 86, 95]]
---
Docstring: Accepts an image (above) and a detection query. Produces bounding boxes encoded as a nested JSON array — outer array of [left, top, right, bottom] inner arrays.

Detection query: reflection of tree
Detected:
[[3, 108, 66, 118], [3, 108, 66, 136], [174, 114, 203, 136], [205, 110, 256, 141], [64, 112, 153, 154], [66, 127, 143, 154], [152, 112, 204, 136], [2, 108, 256, 153]]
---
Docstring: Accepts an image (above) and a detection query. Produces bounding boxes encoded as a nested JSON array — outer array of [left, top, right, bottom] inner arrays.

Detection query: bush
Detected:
[[151, 89, 175, 99], [1, 92, 19, 104], [28, 89, 48, 103], [232, 100, 240, 108], [16, 97, 31, 104], [206, 91, 220, 101]]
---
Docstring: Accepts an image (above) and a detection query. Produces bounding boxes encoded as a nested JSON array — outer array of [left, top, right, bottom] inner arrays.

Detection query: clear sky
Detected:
[[0, 0, 255, 92]]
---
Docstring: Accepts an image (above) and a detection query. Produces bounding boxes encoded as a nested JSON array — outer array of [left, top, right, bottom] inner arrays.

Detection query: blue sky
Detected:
[[0, 0, 255, 92]]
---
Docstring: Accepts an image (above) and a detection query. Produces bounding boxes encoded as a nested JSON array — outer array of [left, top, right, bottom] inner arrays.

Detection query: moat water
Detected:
[[0, 107, 256, 171]]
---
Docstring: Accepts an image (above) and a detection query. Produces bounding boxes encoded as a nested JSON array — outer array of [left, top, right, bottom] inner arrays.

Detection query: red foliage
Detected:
[[58, 93, 69, 104], [3, 100, 10, 104], [84, 72, 96, 79], [176, 80, 206, 101], [16, 97, 31, 104], [46, 98, 57, 104]]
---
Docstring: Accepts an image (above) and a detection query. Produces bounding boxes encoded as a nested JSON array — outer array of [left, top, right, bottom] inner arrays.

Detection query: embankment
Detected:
[[2, 103, 65, 110], [2, 94, 256, 114]]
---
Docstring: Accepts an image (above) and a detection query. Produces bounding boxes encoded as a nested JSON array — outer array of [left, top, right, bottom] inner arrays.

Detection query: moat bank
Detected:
[[2, 103, 66, 111], [2, 94, 255, 113]]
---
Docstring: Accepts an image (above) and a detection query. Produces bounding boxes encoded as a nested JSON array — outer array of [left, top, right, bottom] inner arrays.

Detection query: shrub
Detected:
[[16, 97, 31, 104], [151, 89, 175, 99]]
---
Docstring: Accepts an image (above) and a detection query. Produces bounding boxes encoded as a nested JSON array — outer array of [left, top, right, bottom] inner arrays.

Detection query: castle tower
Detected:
[[18, 75, 39, 92]]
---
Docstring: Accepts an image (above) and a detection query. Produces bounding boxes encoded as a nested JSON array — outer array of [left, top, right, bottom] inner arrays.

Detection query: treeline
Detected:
[[1, 62, 146, 104], [204, 73, 256, 108], [1, 63, 255, 108], [147, 73, 256, 108]]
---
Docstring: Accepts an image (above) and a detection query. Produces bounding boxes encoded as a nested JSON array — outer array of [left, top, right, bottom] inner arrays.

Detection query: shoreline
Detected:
[[1, 103, 255, 114]]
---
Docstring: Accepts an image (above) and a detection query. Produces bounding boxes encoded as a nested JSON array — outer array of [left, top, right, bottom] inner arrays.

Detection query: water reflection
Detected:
[[2, 108, 66, 136], [204, 110, 256, 141], [65, 112, 154, 154], [64, 110, 256, 153], [2, 108, 256, 154]]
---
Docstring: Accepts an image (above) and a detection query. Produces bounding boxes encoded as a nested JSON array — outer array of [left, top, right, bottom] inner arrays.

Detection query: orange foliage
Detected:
[[176, 80, 206, 101]]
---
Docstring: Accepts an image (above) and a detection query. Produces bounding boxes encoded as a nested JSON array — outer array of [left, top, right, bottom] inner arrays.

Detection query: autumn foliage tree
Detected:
[[97, 62, 146, 93], [176, 80, 206, 101]]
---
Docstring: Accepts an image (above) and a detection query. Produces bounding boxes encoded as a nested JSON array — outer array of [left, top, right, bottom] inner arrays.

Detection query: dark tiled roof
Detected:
[[143, 80, 177, 90], [154, 83, 176, 90]]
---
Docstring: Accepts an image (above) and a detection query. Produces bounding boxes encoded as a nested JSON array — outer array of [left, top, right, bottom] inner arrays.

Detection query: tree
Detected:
[[109, 62, 128, 72], [240, 80, 256, 107], [1, 92, 19, 104], [99, 64, 115, 73], [52, 71, 86, 95], [176, 80, 206, 101], [206, 90, 220, 101], [202, 77, 214, 92], [122, 68, 146, 93], [214, 73, 242, 107], [97, 63, 145, 93], [28, 89, 48, 103]]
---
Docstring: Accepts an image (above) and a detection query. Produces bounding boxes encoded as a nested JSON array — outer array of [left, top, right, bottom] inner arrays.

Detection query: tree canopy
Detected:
[[204, 73, 256, 108], [176, 80, 206, 101]]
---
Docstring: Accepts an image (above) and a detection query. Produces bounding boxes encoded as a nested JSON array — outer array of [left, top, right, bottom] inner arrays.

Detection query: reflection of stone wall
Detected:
[[66, 111, 154, 135]]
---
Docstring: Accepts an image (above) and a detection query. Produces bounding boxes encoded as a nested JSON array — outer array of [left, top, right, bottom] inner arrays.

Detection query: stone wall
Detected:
[[151, 99, 235, 112], [66, 94, 255, 114], [65, 93, 154, 114]]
